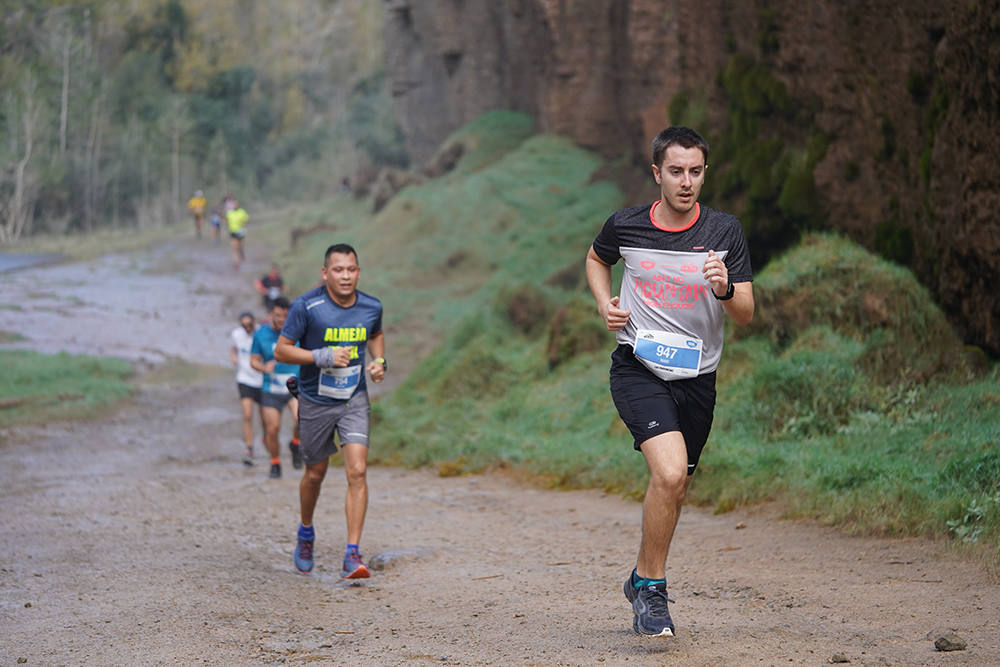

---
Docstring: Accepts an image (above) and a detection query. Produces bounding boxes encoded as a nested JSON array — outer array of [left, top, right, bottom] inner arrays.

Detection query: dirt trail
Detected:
[[1, 234, 998, 666]]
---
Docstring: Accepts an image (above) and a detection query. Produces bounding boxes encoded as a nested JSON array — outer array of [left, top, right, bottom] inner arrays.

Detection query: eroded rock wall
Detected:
[[383, 0, 999, 354]]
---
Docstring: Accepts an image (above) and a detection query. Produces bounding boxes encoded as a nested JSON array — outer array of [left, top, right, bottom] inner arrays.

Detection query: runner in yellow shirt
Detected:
[[226, 200, 250, 271], [187, 190, 207, 238]]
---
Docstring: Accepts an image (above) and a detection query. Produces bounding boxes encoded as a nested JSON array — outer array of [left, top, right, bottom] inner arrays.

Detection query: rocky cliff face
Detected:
[[384, 0, 999, 355]]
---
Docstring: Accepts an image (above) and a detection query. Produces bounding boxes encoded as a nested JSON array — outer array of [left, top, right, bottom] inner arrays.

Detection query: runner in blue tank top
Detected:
[[275, 243, 386, 580], [250, 297, 300, 479]]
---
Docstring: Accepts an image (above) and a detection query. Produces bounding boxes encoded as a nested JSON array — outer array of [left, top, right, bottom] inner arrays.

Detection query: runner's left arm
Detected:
[[365, 330, 386, 383], [703, 249, 754, 326], [249, 353, 275, 373]]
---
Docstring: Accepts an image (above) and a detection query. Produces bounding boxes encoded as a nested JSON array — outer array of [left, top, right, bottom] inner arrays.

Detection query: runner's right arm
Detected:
[[274, 335, 316, 365], [585, 246, 630, 331], [274, 335, 352, 367]]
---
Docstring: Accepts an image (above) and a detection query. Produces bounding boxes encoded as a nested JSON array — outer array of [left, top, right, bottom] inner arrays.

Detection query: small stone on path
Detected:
[[934, 631, 967, 652]]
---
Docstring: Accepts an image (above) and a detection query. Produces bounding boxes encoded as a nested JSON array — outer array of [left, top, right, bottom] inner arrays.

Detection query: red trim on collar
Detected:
[[649, 201, 700, 232]]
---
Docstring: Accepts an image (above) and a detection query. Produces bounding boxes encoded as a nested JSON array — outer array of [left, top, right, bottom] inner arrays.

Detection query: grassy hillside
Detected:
[[0, 350, 134, 427], [279, 112, 999, 556]]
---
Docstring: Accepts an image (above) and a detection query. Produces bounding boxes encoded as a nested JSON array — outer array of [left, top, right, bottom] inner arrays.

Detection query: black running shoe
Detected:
[[289, 442, 302, 469], [626, 575, 675, 637], [269, 463, 281, 479], [242, 446, 254, 467]]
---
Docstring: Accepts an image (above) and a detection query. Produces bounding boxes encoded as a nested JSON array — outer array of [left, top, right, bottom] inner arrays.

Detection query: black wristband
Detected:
[[714, 281, 735, 301]]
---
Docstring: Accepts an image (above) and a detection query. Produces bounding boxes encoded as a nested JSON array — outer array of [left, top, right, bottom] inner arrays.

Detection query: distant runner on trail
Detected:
[[255, 264, 285, 310], [251, 297, 300, 480], [187, 190, 207, 238], [585, 127, 754, 638], [226, 199, 249, 271], [208, 207, 223, 244], [275, 243, 386, 580], [229, 311, 264, 466]]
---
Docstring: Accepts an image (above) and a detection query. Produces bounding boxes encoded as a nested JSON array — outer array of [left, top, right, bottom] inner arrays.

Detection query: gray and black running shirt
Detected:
[[592, 202, 752, 374]]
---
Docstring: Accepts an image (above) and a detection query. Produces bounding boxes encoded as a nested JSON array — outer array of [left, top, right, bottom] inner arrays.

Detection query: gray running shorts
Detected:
[[298, 391, 370, 465], [260, 392, 293, 410]]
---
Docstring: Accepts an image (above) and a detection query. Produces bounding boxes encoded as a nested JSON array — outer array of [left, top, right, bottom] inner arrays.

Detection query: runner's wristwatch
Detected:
[[374, 357, 387, 370], [714, 281, 735, 301]]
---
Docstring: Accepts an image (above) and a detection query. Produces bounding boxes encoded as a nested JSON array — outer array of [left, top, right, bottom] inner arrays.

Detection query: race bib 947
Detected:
[[632, 329, 702, 380]]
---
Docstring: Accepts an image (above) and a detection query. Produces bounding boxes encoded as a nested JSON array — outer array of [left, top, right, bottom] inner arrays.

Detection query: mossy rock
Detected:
[[431, 344, 510, 401], [498, 284, 554, 336], [545, 296, 610, 369], [736, 233, 975, 384]]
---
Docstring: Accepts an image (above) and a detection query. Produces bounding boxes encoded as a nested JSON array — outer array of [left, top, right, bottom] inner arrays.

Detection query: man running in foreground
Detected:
[[229, 311, 264, 466], [585, 127, 754, 637], [274, 243, 386, 579], [250, 297, 300, 479]]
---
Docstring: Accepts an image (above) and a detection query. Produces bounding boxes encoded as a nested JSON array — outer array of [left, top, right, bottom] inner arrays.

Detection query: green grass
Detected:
[[5, 222, 180, 262], [0, 350, 135, 427]]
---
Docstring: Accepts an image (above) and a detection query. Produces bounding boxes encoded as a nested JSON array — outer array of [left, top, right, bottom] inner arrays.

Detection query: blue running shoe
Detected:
[[294, 535, 314, 574], [625, 573, 675, 637], [341, 550, 370, 580]]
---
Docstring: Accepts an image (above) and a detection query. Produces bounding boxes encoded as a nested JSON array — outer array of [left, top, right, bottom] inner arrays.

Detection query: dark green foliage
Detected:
[[255, 127, 329, 188], [110, 52, 170, 123], [938, 451, 1000, 495], [757, 8, 780, 56], [186, 66, 281, 186], [668, 92, 690, 126], [906, 71, 930, 103], [718, 54, 792, 119], [124, 0, 189, 84], [709, 54, 826, 268], [347, 71, 409, 168], [877, 118, 896, 160], [874, 219, 914, 265], [777, 158, 821, 224], [843, 162, 860, 182]]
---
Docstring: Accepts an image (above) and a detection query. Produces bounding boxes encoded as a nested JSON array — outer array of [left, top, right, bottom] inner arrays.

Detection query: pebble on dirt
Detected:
[[934, 631, 967, 651], [829, 653, 850, 663]]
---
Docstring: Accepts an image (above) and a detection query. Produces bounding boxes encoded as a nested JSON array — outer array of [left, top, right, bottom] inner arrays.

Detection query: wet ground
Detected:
[[0, 252, 65, 274], [1, 235, 998, 665]]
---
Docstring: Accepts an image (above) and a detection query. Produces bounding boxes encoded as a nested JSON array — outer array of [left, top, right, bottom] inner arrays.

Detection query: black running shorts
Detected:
[[237, 382, 262, 403], [609, 344, 717, 474]]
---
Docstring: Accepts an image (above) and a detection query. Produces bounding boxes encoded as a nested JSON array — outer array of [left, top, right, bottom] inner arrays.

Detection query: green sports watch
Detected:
[[374, 357, 387, 370]]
